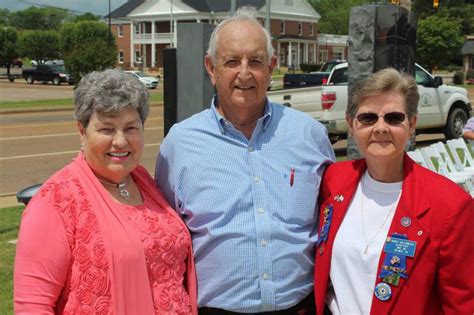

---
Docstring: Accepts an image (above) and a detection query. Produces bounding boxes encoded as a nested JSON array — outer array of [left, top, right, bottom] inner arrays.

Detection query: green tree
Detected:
[[0, 9, 10, 26], [0, 27, 19, 77], [309, 0, 367, 35], [18, 30, 60, 64], [9, 6, 70, 30], [60, 21, 117, 84], [69, 12, 100, 23], [437, 4, 474, 35], [416, 15, 464, 72]]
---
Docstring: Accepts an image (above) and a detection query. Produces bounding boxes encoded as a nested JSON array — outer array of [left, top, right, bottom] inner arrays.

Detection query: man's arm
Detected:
[[462, 118, 474, 141], [462, 130, 474, 141]]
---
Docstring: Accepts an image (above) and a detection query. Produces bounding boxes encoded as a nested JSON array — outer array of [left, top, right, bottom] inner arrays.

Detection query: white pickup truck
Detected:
[[268, 62, 471, 143]]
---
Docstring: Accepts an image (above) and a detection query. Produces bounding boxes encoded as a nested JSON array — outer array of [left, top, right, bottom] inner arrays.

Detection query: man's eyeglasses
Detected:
[[355, 112, 408, 126]]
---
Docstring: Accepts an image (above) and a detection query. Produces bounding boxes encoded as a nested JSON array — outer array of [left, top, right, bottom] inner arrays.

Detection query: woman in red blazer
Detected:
[[314, 68, 473, 315]]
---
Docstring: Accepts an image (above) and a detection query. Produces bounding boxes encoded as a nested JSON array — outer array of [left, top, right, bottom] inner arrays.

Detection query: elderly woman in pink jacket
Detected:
[[14, 69, 197, 314]]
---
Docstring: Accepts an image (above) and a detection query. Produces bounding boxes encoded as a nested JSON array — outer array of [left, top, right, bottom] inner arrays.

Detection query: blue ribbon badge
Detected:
[[378, 233, 415, 286], [316, 204, 333, 249]]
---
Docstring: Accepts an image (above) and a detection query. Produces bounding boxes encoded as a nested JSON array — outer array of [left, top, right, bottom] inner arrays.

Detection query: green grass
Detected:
[[0, 206, 24, 315], [0, 92, 163, 109], [150, 92, 163, 103], [0, 98, 74, 109]]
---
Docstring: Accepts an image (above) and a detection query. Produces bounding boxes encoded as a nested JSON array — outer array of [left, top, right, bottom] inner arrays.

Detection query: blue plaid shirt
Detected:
[[155, 98, 335, 312]]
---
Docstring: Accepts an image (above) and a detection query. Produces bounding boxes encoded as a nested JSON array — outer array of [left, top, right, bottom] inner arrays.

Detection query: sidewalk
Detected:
[[0, 195, 23, 208]]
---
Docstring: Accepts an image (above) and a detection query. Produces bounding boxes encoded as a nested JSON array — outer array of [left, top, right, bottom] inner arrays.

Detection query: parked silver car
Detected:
[[125, 71, 159, 89]]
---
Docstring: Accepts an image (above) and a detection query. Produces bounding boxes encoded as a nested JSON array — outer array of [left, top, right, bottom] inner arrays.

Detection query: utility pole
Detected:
[[231, 0, 236, 14], [170, 0, 174, 48], [265, 0, 270, 33], [108, 0, 112, 46]]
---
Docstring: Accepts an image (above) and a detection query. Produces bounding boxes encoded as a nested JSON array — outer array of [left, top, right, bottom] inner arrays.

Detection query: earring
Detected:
[[80, 144, 84, 151]]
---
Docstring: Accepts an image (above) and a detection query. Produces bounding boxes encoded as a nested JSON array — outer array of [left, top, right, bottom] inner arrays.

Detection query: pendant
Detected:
[[364, 245, 369, 255], [118, 187, 130, 199]]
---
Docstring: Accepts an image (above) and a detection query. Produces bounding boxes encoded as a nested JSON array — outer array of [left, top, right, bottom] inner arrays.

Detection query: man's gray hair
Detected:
[[207, 6, 275, 65], [74, 69, 150, 127]]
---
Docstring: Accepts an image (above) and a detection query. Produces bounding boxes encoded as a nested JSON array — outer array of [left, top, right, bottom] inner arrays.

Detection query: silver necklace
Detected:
[[99, 175, 132, 199], [360, 189, 398, 255]]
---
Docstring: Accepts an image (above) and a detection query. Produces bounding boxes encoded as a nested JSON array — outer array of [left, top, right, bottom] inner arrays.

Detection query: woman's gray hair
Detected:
[[347, 68, 419, 118], [74, 69, 150, 127], [207, 6, 275, 65]]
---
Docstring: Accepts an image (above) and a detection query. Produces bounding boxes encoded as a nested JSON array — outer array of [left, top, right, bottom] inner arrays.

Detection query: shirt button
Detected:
[[248, 146, 254, 152], [261, 239, 267, 247], [257, 208, 265, 214], [263, 273, 270, 280], [254, 176, 260, 183]]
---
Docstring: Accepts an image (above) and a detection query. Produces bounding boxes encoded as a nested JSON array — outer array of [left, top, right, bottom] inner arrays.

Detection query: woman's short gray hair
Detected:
[[207, 6, 275, 65], [74, 69, 149, 127], [347, 68, 419, 118]]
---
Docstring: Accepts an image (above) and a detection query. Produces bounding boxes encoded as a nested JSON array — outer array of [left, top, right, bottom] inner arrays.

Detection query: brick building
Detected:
[[107, 0, 348, 70]]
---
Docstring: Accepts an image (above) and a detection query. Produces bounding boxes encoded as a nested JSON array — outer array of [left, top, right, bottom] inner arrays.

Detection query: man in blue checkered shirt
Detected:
[[155, 6, 335, 314]]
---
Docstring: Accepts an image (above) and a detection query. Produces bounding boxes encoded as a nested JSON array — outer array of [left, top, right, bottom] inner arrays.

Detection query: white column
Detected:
[[277, 41, 281, 69], [314, 43, 317, 64], [288, 41, 292, 67], [304, 43, 309, 63], [130, 22, 134, 66], [173, 20, 178, 48], [296, 42, 300, 68], [151, 21, 156, 68]]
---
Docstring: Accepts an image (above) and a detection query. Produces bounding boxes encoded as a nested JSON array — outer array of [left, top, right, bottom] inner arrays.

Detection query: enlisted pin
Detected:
[[374, 282, 392, 301], [334, 194, 344, 202], [401, 217, 411, 227], [390, 255, 400, 265]]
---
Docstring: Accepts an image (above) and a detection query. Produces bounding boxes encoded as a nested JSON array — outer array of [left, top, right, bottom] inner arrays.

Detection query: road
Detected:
[[0, 78, 449, 206], [0, 106, 164, 197], [0, 105, 447, 200]]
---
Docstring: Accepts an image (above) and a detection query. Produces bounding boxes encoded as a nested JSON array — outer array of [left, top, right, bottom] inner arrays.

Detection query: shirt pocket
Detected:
[[273, 171, 319, 226]]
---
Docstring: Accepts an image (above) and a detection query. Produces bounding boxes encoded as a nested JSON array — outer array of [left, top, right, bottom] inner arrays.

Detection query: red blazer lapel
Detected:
[[370, 155, 431, 314], [315, 160, 366, 314]]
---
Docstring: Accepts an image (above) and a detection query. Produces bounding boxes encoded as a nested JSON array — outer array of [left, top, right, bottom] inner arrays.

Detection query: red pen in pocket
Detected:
[[290, 167, 295, 187]]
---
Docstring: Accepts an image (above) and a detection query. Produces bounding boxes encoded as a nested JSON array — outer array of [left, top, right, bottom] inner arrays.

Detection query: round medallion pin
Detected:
[[374, 282, 392, 301], [401, 216, 411, 227]]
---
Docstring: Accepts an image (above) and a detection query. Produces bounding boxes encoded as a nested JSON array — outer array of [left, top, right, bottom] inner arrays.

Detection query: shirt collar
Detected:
[[210, 95, 273, 135]]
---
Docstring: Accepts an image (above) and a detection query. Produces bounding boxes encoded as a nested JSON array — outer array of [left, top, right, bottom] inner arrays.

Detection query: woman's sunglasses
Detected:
[[355, 111, 408, 126]]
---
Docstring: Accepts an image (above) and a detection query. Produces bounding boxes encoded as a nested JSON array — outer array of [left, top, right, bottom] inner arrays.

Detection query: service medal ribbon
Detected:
[[378, 233, 413, 286], [316, 204, 333, 247]]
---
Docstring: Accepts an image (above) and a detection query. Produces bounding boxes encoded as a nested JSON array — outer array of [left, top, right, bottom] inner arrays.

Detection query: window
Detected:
[[319, 50, 328, 63], [118, 24, 124, 37], [134, 23, 140, 35], [298, 22, 302, 36], [135, 51, 141, 63], [308, 45, 314, 63], [415, 68, 431, 86], [330, 68, 348, 85], [280, 20, 285, 34], [332, 47, 344, 60], [118, 51, 124, 63], [310, 24, 314, 36]]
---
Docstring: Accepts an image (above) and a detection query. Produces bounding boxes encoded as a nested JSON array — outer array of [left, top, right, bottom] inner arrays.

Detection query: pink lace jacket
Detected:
[[14, 152, 198, 314]]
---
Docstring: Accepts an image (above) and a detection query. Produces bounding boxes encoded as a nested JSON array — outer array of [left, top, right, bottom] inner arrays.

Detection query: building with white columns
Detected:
[[108, 0, 348, 70]]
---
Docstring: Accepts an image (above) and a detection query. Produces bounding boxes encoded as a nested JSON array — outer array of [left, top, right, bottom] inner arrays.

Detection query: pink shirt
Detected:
[[14, 152, 197, 314]]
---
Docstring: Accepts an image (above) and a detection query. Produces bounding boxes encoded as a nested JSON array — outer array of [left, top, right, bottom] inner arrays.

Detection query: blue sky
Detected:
[[1, 0, 128, 16]]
